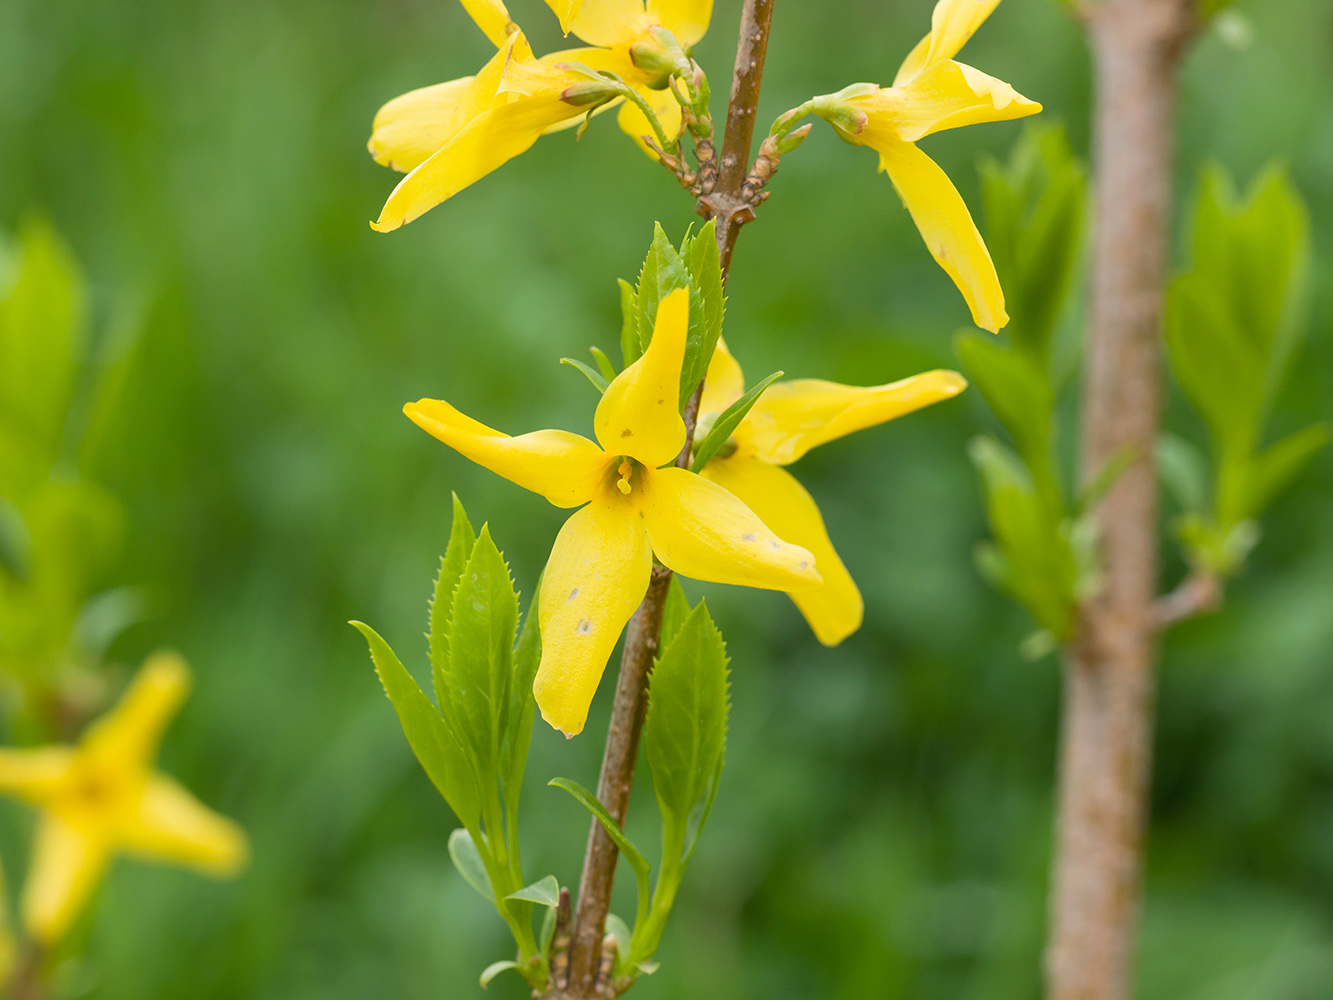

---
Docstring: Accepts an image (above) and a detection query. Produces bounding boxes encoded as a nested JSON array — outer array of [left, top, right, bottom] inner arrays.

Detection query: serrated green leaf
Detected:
[[1238, 423, 1330, 522], [352, 622, 480, 828], [635, 223, 689, 354], [644, 601, 729, 862], [501, 576, 542, 814], [560, 357, 609, 394], [479, 961, 519, 989], [679, 219, 725, 408], [968, 437, 1077, 640], [618, 278, 640, 368], [0, 218, 87, 456], [448, 827, 493, 900], [1157, 434, 1210, 515], [507, 875, 560, 908], [548, 777, 651, 905], [445, 525, 519, 787], [590, 345, 618, 382], [690, 371, 783, 472], [432, 494, 476, 708], [660, 575, 690, 650]]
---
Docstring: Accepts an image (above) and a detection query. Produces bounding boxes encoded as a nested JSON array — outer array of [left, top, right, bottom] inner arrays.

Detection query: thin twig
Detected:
[[1151, 571, 1221, 630], [555, 5, 777, 997]]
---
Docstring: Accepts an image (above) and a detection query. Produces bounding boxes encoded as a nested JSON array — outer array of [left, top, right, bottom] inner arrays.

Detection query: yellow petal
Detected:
[[702, 457, 862, 645], [698, 337, 745, 416], [894, 0, 1003, 86], [82, 651, 189, 775], [859, 60, 1040, 145], [0, 748, 77, 805], [405, 399, 606, 508], [121, 775, 249, 877], [646, 0, 713, 46], [641, 466, 820, 591], [562, 0, 650, 46], [878, 139, 1008, 332], [595, 287, 688, 467], [616, 84, 684, 159], [742, 370, 968, 465], [21, 814, 110, 944], [459, 0, 515, 46], [368, 77, 476, 173], [534, 498, 652, 736]]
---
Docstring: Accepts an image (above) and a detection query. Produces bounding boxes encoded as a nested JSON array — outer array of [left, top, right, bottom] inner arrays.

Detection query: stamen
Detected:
[[616, 460, 633, 495]]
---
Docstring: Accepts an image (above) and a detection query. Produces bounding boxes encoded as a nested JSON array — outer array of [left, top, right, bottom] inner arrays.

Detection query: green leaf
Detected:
[[644, 601, 729, 863], [967, 437, 1077, 640], [448, 828, 494, 901], [1239, 423, 1330, 521], [352, 622, 480, 828], [1075, 443, 1137, 516], [431, 494, 476, 708], [479, 961, 519, 989], [1157, 434, 1209, 515], [501, 576, 542, 814], [539, 902, 558, 955], [604, 913, 634, 979], [590, 345, 618, 382], [679, 219, 725, 408], [445, 525, 519, 787], [690, 371, 783, 472], [618, 278, 640, 368], [0, 218, 87, 456], [507, 875, 560, 908], [660, 575, 691, 650], [635, 223, 689, 355], [560, 357, 609, 394], [548, 777, 651, 899], [955, 333, 1057, 499], [0, 498, 30, 580]]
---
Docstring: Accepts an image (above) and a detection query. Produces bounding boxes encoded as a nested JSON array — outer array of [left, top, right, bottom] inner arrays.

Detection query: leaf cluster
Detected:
[[1162, 164, 1328, 576]]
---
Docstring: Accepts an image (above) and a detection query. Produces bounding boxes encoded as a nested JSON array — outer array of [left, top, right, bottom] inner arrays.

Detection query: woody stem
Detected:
[[558, 2, 776, 997]]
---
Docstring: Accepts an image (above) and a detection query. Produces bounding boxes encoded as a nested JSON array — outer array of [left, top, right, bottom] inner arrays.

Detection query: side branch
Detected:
[[1151, 571, 1221, 630]]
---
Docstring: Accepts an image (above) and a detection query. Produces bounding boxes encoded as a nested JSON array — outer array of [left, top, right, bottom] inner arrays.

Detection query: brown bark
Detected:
[[1046, 3, 1194, 999], [556, 3, 776, 996]]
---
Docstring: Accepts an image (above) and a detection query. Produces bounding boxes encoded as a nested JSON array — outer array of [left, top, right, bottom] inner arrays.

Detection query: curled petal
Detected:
[[894, 0, 1004, 86], [616, 85, 684, 160], [860, 60, 1040, 145], [21, 815, 110, 944], [647, 0, 713, 47], [368, 77, 476, 173], [459, 0, 516, 46], [702, 457, 862, 646], [743, 370, 968, 465], [405, 399, 606, 508], [534, 499, 652, 736], [595, 287, 688, 466], [642, 467, 820, 591], [878, 139, 1008, 332], [83, 651, 189, 773], [699, 338, 745, 416], [122, 775, 249, 877]]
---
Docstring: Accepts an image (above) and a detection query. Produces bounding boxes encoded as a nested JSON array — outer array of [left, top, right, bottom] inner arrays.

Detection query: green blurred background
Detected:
[[2, 0, 1331, 996]]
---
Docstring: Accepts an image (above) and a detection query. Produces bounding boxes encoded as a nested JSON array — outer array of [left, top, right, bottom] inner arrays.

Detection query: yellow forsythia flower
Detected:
[[368, 0, 713, 231], [404, 290, 819, 737], [698, 342, 966, 645], [0, 653, 249, 945], [812, 0, 1041, 332]]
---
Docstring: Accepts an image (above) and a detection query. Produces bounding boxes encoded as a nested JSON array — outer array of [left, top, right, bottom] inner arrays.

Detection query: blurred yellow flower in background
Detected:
[[697, 342, 967, 645], [0, 652, 248, 946], [368, 0, 714, 231], [404, 290, 819, 736]]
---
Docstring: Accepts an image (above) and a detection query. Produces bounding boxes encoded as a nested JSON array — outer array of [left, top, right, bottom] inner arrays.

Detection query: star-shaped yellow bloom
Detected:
[[368, 0, 713, 232], [696, 342, 966, 645], [404, 290, 819, 736], [810, 0, 1041, 332], [0, 653, 249, 945]]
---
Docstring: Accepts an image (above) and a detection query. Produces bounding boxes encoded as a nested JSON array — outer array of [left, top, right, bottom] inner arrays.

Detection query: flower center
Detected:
[[616, 460, 634, 495]]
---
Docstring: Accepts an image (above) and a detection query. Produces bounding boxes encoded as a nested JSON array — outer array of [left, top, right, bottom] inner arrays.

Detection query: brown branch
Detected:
[[554, 4, 777, 997], [1151, 571, 1221, 630], [1045, 3, 1195, 1000]]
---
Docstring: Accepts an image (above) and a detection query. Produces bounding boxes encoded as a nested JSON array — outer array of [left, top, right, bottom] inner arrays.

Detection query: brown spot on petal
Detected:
[[621, 429, 633, 438], [741, 533, 756, 542], [568, 587, 580, 601], [577, 619, 593, 635]]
